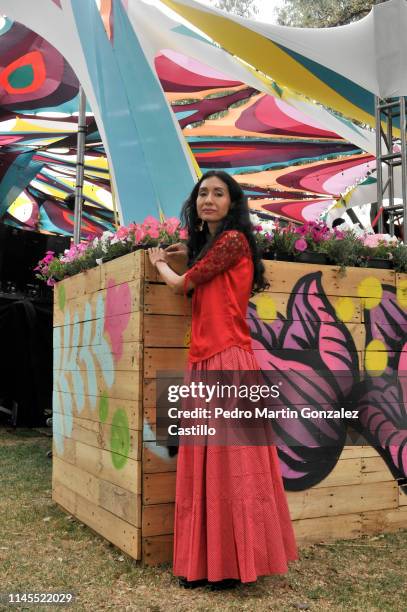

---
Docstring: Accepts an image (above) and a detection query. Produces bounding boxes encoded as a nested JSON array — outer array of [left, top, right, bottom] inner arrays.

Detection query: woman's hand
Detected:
[[148, 247, 166, 267], [164, 243, 188, 274], [147, 246, 188, 294]]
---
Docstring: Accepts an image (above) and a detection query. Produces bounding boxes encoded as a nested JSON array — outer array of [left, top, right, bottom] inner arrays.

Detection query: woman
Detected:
[[148, 170, 297, 588]]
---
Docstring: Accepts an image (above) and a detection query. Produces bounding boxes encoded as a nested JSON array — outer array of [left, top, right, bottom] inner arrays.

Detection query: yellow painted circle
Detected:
[[397, 279, 407, 308], [357, 277, 382, 310], [365, 339, 388, 376], [255, 294, 277, 320], [334, 297, 355, 322]]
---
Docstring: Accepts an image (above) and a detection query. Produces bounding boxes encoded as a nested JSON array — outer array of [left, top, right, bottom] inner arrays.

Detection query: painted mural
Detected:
[[0, 0, 378, 232], [53, 260, 407, 495], [53, 276, 132, 470], [249, 272, 407, 492]]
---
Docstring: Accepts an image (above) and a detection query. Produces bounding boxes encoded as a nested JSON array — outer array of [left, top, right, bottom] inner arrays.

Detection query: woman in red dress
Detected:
[[148, 171, 297, 588]]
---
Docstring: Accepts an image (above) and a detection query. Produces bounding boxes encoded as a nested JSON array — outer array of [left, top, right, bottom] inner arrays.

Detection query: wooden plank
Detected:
[[53, 392, 142, 431], [143, 472, 176, 505], [395, 273, 407, 291], [144, 314, 191, 348], [312, 458, 361, 489], [361, 505, 407, 535], [399, 487, 407, 506], [142, 534, 173, 565], [54, 311, 142, 348], [74, 438, 141, 494], [287, 481, 398, 520], [145, 284, 363, 323], [340, 446, 380, 459], [71, 486, 140, 559], [360, 456, 394, 484], [144, 283, 188, 316], [143, 405, 156, 424], [143, 443, 177, 474], [144, 255, 160, 282], [99, 480, 140, 526], [250, 293, 363, 324], [54, 342, 142, 373], [54, 279, 143, 327], [142, 503, 175, 537], [53, 369, 141, 401], [144, 348, 188, 378], [53, 436, 76, 465], [143, 420, 157, 442], [100, 250, 144, 288], [53, 413, 141, 461], [52, 478, 77, 514], [52, 455, 95, 502], [293, 513, 361, 544], [53, 456, 140, 525], [143, 313, 365, 350], [55, 266, 102, 302], [265, 262, 395, 297]]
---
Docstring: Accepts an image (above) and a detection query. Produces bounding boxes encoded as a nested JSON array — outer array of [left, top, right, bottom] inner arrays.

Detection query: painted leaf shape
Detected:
[[247, 273, 359, 491]]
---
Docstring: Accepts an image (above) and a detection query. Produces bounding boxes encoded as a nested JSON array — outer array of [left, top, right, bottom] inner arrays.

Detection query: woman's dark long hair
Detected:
[[181, 170, 268, 293]]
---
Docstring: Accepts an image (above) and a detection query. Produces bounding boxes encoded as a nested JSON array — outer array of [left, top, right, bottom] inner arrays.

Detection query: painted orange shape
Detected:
[[0, 50, 46, 94]]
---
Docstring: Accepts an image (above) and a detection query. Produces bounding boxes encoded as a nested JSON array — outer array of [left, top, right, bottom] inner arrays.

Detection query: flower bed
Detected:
[[36, 216, 407, 287], [35, 216, 187, 286], [251, 217, 407, 272]]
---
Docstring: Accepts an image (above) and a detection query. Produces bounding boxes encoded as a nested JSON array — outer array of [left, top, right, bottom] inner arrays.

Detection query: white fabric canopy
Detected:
[[162, 0, 407, 98]]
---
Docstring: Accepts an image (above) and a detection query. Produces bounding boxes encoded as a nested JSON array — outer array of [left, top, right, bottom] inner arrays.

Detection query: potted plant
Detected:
[[361, 233, 398, 269], [321, 230, 366, 271], [35, 217, 187, 285], [267, 222, 298, 261], [391, 241, 407, 273], [293, 220, 332, 264]]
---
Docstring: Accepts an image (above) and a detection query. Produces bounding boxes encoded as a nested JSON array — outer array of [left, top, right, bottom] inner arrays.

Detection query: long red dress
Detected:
[[173, 230, 297, 583]]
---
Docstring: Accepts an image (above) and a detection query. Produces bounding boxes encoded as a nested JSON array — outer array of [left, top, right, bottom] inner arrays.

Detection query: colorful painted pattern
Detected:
[[0, 0, 377, 230], [248, 271, 407, 491], [53, 276, 133, 470]]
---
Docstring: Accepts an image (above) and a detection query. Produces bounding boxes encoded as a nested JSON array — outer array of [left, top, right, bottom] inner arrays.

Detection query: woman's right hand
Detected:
[[164, 243, 188, 273]]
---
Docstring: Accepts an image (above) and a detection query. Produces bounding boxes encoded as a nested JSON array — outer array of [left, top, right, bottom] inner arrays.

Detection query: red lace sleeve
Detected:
[[185, 230, 250, 287]]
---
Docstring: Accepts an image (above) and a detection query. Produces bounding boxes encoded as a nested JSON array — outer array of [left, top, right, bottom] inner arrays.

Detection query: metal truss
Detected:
[[375, 96, 407, 242]]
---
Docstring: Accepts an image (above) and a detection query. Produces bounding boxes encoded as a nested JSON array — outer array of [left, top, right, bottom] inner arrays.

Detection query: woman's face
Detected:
[[196, 176, 232, 231]]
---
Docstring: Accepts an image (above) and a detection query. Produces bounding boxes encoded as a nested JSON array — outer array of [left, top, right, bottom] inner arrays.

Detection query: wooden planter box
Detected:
[[52, 251, 407, 564]]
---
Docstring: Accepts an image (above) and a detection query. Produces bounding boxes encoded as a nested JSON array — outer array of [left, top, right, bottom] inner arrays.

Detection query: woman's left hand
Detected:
[[148, 247, 166, 267]]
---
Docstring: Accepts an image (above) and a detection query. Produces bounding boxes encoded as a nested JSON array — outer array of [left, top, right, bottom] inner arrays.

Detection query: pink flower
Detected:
[[294, 238, 307, 252], [363, 234, 381, 248], [295, 226, 307, 235], [179, 228, 188, 240], [146, 226, 160, 239], [162, 218, 180, 236], [163, 216, 180, 229], [135, 226, 146, 243], [143, 215, 159, 228], [46, 278, 56, 287], [115, 226, 130, 240]]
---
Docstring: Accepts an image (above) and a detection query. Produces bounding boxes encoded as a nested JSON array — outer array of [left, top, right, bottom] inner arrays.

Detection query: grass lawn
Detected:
[[1, 426, 406, 611]]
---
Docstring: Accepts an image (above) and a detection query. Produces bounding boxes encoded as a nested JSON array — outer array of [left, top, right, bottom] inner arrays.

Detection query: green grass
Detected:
[[1, 427, 407, 611]]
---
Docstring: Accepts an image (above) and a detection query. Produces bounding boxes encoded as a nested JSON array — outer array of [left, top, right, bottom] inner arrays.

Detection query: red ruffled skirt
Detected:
[[173, 346, 298, 583]]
